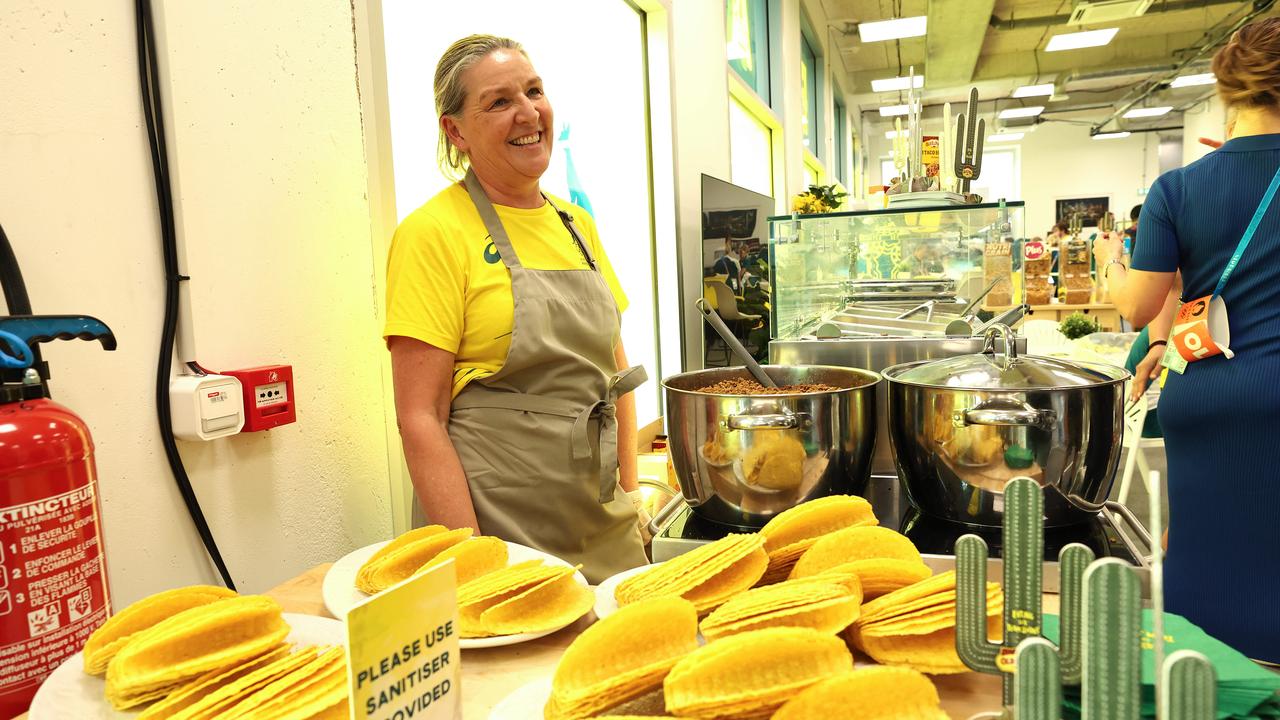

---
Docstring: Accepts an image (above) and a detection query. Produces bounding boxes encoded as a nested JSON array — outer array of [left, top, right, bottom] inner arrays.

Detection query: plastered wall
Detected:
[[0, 0, 393, 603]]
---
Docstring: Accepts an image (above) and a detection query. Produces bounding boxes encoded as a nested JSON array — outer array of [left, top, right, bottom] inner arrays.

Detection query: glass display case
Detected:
[[767, 202, 1025, 340]]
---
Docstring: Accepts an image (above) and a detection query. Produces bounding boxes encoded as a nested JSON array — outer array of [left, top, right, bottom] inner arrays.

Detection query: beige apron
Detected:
[[441, 170, 648, 584]]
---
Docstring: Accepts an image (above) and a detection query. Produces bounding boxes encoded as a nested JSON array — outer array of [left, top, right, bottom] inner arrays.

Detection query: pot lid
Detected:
[[891, 324, 1124, 389]]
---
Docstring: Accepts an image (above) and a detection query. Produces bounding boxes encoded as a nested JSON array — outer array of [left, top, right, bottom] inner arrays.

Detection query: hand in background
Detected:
[[1130, 343, 1165, 404], [1199, 137, 1224, 149]]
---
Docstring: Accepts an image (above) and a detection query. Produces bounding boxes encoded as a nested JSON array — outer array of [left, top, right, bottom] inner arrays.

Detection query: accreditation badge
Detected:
[[1165, 295, 1233, 374]]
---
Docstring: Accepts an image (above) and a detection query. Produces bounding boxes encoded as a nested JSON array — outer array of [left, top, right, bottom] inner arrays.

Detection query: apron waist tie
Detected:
[[454, 365, 649, 504]]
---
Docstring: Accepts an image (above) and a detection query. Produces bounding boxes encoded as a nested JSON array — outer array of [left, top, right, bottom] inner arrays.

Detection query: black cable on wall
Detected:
[[135, 0, 236, 591]]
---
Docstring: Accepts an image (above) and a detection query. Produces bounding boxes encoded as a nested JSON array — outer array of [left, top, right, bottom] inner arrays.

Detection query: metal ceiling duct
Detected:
[[989, 0, 1237, 30]]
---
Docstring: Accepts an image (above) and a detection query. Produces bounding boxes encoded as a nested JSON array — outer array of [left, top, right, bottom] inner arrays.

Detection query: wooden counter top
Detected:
[[20, 566, 1054, 718]]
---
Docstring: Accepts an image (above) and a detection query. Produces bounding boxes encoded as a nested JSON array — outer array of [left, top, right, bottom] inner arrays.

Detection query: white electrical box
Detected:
[[170, 373, 245, 441]]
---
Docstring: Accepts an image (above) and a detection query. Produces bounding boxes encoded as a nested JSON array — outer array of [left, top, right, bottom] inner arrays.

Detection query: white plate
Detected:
[[322, 540, 590, 649], [488, 677, 553, 720], [592, 562, 662, 620], [28, 613, 344, 720]]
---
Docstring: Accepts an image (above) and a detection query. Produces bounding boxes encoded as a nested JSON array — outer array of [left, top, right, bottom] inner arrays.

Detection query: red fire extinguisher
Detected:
[[0, 315, 116, 717]]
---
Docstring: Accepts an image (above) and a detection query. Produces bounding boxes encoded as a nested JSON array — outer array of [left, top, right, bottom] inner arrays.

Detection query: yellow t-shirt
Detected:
[[383, 183, 628, 399]]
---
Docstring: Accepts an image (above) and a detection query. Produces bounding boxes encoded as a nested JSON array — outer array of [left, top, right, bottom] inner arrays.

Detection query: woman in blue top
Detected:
[[1098, 18, 1280, 663]]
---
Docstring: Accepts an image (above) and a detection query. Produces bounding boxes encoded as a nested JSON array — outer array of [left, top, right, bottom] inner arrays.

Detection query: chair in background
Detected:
[[1114, 389, 1165, 507], [703, 279, 761, 366]]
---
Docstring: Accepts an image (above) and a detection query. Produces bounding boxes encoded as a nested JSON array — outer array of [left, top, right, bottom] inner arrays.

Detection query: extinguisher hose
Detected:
[[0, 222, 50, 396], [136, 0, 236, 591]]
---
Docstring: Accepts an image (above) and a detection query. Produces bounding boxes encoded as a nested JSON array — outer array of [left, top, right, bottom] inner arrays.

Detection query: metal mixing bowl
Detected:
[[662, 365, 879, 528]]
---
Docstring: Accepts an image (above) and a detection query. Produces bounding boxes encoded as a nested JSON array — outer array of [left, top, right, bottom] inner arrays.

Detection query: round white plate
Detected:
[[322, 540, 589, 649], [592, 562, 662, 621], [488, 676, 553, 720], [28, 613, 344, 720]]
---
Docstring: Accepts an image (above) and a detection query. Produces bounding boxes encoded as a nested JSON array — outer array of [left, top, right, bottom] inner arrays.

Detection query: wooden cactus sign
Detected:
[[1010, 537, 1219, 720], [956, 477, 1094, 707]]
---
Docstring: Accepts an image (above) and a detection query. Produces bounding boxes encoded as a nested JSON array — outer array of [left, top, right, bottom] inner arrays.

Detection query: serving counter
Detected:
[[7, 563, 1060, 719]]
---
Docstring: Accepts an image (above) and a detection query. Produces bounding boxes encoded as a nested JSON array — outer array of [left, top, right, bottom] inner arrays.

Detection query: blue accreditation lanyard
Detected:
[[1214, 165, 1280, 298]]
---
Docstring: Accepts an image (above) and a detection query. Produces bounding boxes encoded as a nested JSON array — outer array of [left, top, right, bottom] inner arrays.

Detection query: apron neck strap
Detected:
[[463, 168, 523, 270], [543, 194, 598, 271]]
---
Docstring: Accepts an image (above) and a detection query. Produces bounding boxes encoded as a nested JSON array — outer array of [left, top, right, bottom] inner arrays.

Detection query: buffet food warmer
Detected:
[[767, 201, 1029, 474]]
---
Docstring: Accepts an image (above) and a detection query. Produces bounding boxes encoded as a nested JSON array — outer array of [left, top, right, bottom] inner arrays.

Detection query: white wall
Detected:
[[1018, 124, 1160, 236], [0, 1, 392, 603], [1183, 94, 1227, 166]]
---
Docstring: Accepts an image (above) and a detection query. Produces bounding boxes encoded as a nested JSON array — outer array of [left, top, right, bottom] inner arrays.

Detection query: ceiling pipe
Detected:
[[1091, 0, 1277, 134], [989, 0, 1235, 31]]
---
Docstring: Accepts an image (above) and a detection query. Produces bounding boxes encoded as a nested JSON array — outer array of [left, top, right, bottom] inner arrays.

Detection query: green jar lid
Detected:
[[1004, 445, 1034, 469]]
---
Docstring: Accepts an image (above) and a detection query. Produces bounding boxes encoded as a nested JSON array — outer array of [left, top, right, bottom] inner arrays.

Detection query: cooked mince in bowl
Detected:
[[694, 378, 842, 395]]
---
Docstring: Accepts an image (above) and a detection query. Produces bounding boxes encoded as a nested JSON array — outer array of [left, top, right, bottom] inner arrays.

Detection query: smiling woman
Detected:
[[381, 35, 650, 584]]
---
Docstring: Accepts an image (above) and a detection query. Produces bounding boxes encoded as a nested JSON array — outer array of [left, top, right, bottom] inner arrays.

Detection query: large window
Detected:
[[800, 34, 818, 153], [381, 0, 661, 425], [833, 97, 847, 186], [727, 0, 771, 105], [729, 97, 774, 197], [970, 148, 1020, 204]]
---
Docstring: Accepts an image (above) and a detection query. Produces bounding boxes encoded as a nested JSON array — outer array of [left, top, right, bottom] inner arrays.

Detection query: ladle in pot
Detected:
[[695, 298, 777, 388]]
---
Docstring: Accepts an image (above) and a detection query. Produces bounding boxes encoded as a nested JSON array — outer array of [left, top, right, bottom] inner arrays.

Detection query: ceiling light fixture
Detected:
[[1170, 72, 1215, 88], [871, 75, 925, 92], [884, 129, 912, 140], [988, 132, 1025, 142], [1013, 83, 1055, 98], [998, 106, 1045, 119], [858, 16, 928, 43], [879, 104, 911, 117], [1045, 28, 1119, 52], [1093, 131, 1131, 140], [1122, 106, 1172, 119]]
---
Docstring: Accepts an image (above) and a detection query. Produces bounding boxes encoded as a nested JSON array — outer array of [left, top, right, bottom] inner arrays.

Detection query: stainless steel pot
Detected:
[[662, 365, 879, 528], [882, 325, 1129, 527]]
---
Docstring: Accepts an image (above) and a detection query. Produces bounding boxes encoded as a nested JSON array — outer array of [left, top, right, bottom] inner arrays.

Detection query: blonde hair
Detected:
[[1213, 18, 1280, 108], [434, 34, 526, 180]]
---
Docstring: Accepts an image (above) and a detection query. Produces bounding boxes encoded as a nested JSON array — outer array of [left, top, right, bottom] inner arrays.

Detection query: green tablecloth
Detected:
[[1043, 611, 1280, 718]]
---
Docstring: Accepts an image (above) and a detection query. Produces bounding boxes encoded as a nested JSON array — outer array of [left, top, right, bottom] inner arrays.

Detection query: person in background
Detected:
[[1123, 204, 1142, 255], [1095, 18, 1280, 662], [712, 235, 744, 293], [1047, 222, 1069, 248], [383, 34, 647, 583]]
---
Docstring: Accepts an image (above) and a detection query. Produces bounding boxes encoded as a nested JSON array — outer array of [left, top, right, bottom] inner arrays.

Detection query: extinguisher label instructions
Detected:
[[0, 483, 109, 697]]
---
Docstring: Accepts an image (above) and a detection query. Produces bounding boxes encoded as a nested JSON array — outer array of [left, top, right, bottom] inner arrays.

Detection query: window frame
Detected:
[[833, 95, 847, 186], [726, 0, 772, 107], [800, 31, 819, 157]]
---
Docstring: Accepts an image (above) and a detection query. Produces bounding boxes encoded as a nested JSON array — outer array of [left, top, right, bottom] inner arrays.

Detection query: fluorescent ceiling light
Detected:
[[871, 75, 924, 92], [1170, 72, 1215, 88], [884, 130, 912, 140], [879, 104, 911, 117], [1013, 83, 1055, 98], [859, 16, 928, 43], [1122, 106, 1172, 118], [998, 106, 1044, 119], [1093, 131, 1131, 140], [1045, 28, 1119, 52], [988, 132, 1025, 142]]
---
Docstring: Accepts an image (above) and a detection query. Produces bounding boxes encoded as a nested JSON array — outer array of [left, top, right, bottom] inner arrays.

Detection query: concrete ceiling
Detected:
[[820, 0, 1280, 134]]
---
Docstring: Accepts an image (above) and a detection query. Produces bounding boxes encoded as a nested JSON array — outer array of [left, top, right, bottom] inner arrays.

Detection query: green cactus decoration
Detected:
[[1162, 650, 1217, 720], [1082, 559, 1142, 720], [1015, 567, 1218, 720], [1015, 637, 1062, 720], [956, 477, 1095, 707]]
